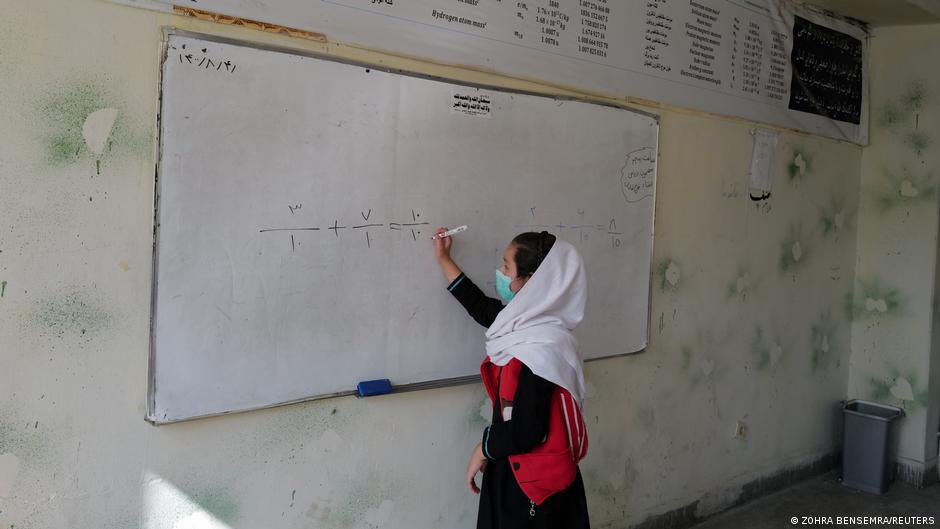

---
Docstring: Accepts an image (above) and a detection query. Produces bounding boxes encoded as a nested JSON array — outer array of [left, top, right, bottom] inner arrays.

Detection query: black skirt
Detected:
[[477, 459, 590, 529]]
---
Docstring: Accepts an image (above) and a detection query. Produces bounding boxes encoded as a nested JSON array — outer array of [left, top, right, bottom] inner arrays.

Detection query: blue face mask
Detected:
[[495, 269, 517, 302]]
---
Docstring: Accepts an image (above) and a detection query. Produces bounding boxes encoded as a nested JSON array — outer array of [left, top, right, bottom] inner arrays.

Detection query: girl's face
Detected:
[[500, 244, 530, 293]]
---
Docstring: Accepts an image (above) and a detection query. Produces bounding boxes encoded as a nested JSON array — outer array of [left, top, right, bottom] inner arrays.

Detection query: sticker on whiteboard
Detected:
[[451, 92, 492, 118]]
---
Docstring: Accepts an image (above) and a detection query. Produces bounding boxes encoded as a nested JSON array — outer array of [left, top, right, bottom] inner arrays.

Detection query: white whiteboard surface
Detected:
[[116, 0, 867, 144], [150, 33, 657, 423]]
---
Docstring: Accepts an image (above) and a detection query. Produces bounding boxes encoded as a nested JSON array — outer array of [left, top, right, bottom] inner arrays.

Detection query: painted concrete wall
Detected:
[[848, 23, 940, 486], [1, 0, 861, 527]]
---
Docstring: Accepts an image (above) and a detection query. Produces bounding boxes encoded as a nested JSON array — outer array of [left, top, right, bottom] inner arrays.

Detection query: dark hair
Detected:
[[511, 231, 556, 278]]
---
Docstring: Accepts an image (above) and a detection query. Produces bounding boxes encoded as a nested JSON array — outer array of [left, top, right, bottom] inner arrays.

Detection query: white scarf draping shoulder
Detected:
[[484, 237, 588, 408]]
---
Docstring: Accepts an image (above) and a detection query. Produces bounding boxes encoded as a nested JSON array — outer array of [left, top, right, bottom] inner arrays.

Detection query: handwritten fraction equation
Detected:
[[259, 208, 430, 251], [515, 208, 626, 249]]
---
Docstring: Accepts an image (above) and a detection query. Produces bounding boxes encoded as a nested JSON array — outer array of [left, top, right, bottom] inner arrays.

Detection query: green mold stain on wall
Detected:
[[810, 310, 838, 372], [252, 398, 354, 455], [656, 258, 682, 292], [868, 367, 929, 413], [868, 165, 937, 213], [872, 80, 935, 206], [188, 485, 241, 525], [903, 130, 932, 155], [0, 407, 46, 462], [32, 78, 151, 169], [779, 222, 809, 273], [24, 289, 113, 338], [878, 80, 927, 132], [467, 392, 490, 432], [900, 81, 927, 112], [586, 454, 636, 520], [47, 130, 86, 165], [322, 477, 399, 529], [36, 81, 111, 165], [786, 147, 813, 182], [726, 267, 757, 301], [818, 194, 849, 241], [844, 278, 903, 321], [679, 327, 724, 388], [749, 325, 785, 371], [877, 103, 905, 130]]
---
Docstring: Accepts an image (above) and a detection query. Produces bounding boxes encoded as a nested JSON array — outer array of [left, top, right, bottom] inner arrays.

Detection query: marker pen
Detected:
[[430, 225, 468, 240]]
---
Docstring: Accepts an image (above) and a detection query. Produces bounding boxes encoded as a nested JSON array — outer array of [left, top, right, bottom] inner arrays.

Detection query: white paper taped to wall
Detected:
[[749, 129, 778, 200]]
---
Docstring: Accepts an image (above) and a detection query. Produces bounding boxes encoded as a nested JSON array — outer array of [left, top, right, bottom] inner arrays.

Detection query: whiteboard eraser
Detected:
[[357, 379, 392, 397]]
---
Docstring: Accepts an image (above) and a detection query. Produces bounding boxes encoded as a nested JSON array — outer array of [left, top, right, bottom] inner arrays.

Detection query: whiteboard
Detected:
[[150, 33, 657, 423], [115, 0, 867, 144]]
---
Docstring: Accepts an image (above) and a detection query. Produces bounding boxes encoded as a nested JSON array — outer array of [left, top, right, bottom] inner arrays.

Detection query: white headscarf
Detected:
[[484, 237, 588, 408]]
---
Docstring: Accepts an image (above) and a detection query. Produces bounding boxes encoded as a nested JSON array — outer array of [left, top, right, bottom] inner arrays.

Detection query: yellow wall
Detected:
[[848, 23, 940, 485], [0, 1, 863, 527]]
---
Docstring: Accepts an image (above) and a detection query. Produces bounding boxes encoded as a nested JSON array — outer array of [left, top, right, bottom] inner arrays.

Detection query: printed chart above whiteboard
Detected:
[[150, 32, 658, 423]]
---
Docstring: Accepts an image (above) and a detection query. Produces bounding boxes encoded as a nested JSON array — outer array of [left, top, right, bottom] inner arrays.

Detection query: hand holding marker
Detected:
[[430, 225, 468, 240]]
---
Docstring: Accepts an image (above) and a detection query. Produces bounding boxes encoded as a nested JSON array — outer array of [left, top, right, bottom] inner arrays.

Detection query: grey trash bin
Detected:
[[840, 399, 904, 494]]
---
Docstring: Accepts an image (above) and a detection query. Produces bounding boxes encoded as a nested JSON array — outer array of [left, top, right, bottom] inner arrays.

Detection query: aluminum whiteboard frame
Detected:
[[146, 28, 659, 425]]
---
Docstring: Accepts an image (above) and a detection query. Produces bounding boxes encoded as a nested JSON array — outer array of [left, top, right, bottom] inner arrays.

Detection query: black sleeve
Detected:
[[481, 364, 556, 460], [446, 272, 505, 328]]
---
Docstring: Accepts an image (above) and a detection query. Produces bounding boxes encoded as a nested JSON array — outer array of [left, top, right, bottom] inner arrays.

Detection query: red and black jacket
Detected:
[[480, 356, 588, 505]]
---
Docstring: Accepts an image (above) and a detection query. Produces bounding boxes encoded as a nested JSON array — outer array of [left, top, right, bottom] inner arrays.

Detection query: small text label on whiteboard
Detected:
[[451, 92, 492, 118]]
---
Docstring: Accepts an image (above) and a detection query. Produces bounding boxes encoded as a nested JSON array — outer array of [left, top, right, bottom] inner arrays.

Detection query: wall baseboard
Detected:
[[894, 455, 939, 488], [628, 451, 840, 529]]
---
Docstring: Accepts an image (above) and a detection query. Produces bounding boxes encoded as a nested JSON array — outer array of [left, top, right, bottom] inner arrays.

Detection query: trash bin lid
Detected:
[[843, 399, 903, 421]]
